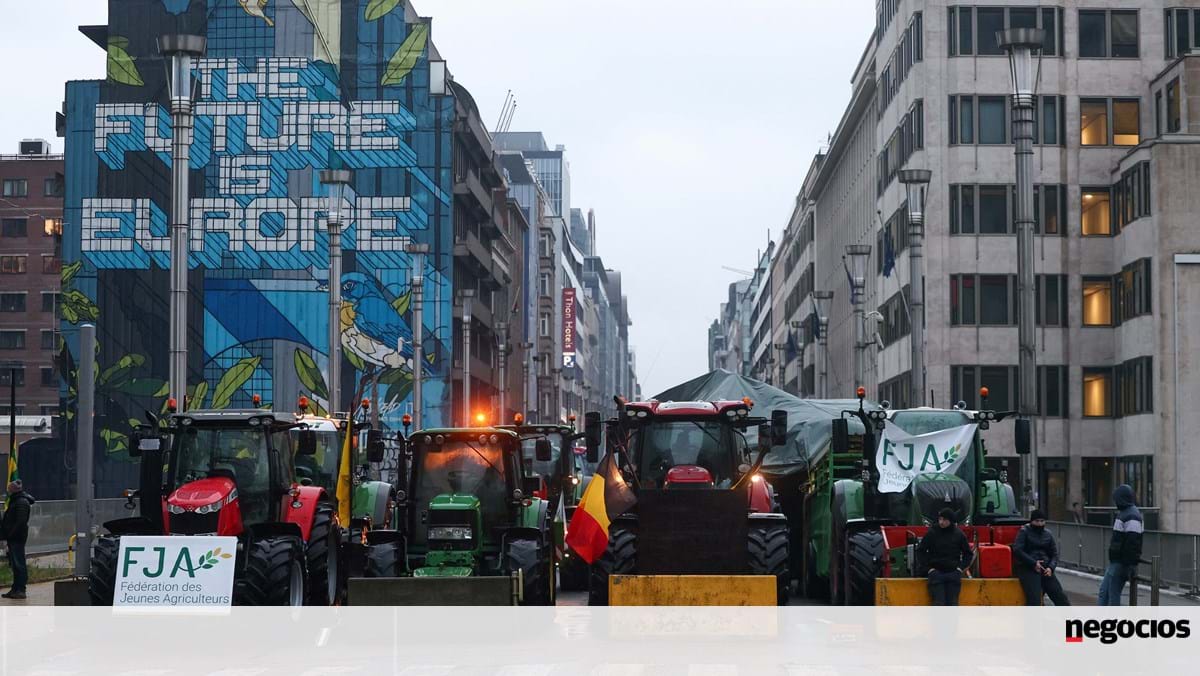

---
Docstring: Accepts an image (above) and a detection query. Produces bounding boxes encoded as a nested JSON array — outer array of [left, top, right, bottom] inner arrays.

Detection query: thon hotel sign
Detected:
[[562, 287, 577, 368]]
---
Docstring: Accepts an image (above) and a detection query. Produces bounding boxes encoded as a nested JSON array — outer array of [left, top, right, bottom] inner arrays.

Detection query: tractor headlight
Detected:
[[427, 526, 473, 541], [167, 503, 185, 514], [195, 500, 221, 515]]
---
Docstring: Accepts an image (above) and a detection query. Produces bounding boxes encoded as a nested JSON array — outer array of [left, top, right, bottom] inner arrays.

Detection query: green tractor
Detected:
[[800, 389, 1026, 605], [346, 427, 556, 605]]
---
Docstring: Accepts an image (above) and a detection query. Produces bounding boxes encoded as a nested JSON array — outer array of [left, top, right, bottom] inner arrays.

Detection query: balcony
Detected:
[[454, 167, 493, 218], [453, 228, 493, 276]]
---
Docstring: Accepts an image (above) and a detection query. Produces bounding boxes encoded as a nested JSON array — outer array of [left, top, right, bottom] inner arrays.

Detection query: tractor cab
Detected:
[[497, 418, 582, 508]]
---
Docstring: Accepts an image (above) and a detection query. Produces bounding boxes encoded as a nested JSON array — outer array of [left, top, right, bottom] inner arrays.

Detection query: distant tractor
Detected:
[[585, 398, 791, 605], [88, 408, 341, 606]]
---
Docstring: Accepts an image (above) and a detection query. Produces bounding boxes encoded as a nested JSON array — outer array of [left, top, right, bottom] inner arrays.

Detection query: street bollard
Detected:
[[1129, 567, 1139, 606], [1151, 556, 1161, 606]]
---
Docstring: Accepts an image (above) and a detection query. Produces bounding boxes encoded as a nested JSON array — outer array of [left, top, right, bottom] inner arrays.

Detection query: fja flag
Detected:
[[564, 451, 636, 564], [336, 418, 353, 526], [874, 421, 977, 493]]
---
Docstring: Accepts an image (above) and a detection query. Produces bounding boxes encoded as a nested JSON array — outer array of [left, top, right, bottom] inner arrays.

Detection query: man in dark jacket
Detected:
[[1, 480, 35, 599], [1012, 509, 1070, 605], [917, 508, 974, 605], [1098, 484, 1143, 606]]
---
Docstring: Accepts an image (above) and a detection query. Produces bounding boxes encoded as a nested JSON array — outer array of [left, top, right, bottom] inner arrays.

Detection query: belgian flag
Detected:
[[565, 451, 636, 564]]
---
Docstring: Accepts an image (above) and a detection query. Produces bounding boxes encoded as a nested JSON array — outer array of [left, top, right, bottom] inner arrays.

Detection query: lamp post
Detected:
[[495, 322, 509, 423], [405, 242, 429, 429], [813, 291, 833, 398], [898, 168, 931, 409], [458, 289, 475, 426], [845, 244, 872, 390], [319, 169, 352, 414], [789, 320, 804, 395], [158, 34, 206, 409], [519, 342, 534, 418], [530, 352, 543, 420], [551, 367, 562, 422], [774, 343, 787, 389], [1000, 27, 1045, 516]]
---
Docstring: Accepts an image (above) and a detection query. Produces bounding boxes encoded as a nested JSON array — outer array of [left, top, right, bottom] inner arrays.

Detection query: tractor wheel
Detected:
[[364, 540, 406, 578], [588, 527, 636, 606], [558, 549, 589, 591], [305, 504, 341, 606], [748, 522, 791, 605], [803, 541, 828, 601], [236, 536, 304, 606], [505, 537, 555, 606], [845, 529, 886, 606], [88, 535, 120, 606]]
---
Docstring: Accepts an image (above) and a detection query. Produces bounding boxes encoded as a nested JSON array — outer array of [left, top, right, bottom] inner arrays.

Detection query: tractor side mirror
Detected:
[[1014, 418, 1031, 455], [757, 423, 773, 452], [770, 409, 788, 446], [296, 429, 318, 456], [584, 411, 601, 463], [366, 429, 385, 463], [831, 418, 850, 454], [534, 438, 553, 462], [129, 428, 162, 458]]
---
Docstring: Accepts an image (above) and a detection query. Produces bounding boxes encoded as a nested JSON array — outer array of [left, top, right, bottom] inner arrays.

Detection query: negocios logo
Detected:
[[1065, 619, 1192, 644]]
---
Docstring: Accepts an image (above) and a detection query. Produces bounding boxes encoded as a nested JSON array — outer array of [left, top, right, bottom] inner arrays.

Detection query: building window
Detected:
[[1080, 99, 1109, 145], [950, 274, 976, 325], [1081, 187, 1112, 236], [44, 176, 63, 197], [1167, 78, 1181, 133], [1082, 277, 1114, 326], [1117, 456, 1154, 507], [539, 232, 552, 258], [952, 365, 1018, 411], [41, 255, 61, 274], [877, 13, 924, 114], [949, 6, 1064, 57], [40, 367, 54, 387], [1113, 99, 1140, 145], [1117, 356, 1153, 416], [1083, 367, 1114, 417], [1113, 161, 1152, 230], [39, 404, 58, 417], [40, 292, 58, 314], [1081, 98, 1140, 146], [1035, 275, 1068, 327], [0, 292, 26, 314], [878, 285, 911, 347], [0, 256, 26, 274], [1165, 8, 1200, 58], [878, 100, 924, 194], [0, 367, 24, 387], [1, 218, 27, 237], [40, 330, 55, 350], [878, 371, 912, 410], [1114, 258, 1153, 323], [0, 331, 25, 350], [1034, 184, 1067, 235], [539, 313, 551, 338], [950, 274, 1014, 326], [1036, 96, 1067, 145], [1079, 9, 1139, 58], [1038, 365, 1068, 417], [2, 179, 27, 198], [538, 273, 551, 297], [949, 95, 1007, 145], [1083, 458, 1115, 509], [1155, 90, 1163, 137]]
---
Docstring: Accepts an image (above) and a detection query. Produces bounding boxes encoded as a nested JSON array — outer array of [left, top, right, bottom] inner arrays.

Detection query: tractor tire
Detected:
[[364, 540, 405, 578], [305, 504, 341, 606], [588, 527, 636, 606], [558, 549, 589, 591], [235, 536, 305, 606], [88, 535, 121, 606], [505, 537, 555, 606], [845, 529, 886, 606], [803, 541, 828, 601], [748, 523, 791, 605]]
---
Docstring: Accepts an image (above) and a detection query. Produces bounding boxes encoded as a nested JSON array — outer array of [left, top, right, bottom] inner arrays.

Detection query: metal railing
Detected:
[[1048, 520, 1200, 595], [23, 498, 131, 556]]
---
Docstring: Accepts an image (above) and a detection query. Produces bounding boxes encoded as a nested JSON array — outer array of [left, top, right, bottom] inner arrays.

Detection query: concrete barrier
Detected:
[[609, 574, 777, 606], [875, 577, 1026, 605]]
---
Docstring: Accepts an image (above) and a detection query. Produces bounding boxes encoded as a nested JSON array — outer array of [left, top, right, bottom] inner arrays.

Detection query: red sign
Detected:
[[562, 287, 576, 360]]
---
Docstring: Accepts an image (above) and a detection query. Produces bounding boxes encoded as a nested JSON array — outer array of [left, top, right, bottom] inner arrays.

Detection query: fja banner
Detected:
[[875, 422, 978, 493]]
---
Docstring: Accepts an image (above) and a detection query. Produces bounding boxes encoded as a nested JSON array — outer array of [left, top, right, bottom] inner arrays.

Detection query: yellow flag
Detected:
[[336, 418, 353, 526]]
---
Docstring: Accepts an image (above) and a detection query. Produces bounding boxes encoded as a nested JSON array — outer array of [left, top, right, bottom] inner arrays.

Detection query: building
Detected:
[[719, 0, 1200, 531]]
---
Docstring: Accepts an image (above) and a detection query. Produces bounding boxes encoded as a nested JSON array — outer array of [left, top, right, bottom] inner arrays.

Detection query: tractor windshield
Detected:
[[292, 428, 341, 490], [889, 410, 978, 484], [412, 441, 509, 546], [637, 419, 733, 488], [171, 426, 272, 524], [521, 433, 564, 479]]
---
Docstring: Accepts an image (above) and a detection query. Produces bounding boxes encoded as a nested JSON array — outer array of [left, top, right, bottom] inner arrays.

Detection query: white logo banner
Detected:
[[875, 421, 977, 493], [115, 536, 238, 609]]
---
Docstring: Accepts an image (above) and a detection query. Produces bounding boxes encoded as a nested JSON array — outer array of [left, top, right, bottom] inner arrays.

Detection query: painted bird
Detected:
[[339, 272, 429, 375], [238, 0, 274, 26]]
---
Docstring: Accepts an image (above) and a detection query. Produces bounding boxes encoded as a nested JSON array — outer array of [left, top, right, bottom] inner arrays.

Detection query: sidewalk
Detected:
[[0, 579, 56, 605], [1057, 567, 1200, 606]]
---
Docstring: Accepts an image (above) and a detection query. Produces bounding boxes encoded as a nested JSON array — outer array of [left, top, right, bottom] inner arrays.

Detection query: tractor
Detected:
[[584, 398, 792, 605], [496, 416, 590, 590], [802, 387, 1027, 605], [346, 427, 556, 605], [87, 408, 341, 606]]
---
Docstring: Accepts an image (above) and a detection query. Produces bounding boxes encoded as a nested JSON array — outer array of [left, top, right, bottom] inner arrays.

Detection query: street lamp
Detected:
[[319, 169, 352, 414], [158, 34, 206, 409], [898, 168, 931, 409], [790, 319, 804, 395], [495, 322, 509, 423], [1000, 27, 1045, 516], [773, 343, 787, 389], [458, 289, 475, 426], [845, 244, 872, 390], [405, 242, 429, 429], [813, 291, 833, 398], [519, 342, 534, 419]]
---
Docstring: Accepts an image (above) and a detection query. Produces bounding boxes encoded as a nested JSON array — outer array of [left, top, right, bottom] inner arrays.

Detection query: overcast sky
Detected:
[[0, 0, 875, 397]]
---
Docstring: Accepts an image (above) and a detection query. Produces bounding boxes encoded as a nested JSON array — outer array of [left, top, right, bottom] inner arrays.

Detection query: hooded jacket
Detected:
[[917, 522, 974, 573], [1109, 484, 1143, 566], [1013, 523, 1058, 571], [1, 490, 35, 544]]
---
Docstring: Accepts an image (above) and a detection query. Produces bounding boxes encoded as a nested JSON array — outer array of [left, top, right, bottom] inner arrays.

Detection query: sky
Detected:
[[0, 0, 876, 398]]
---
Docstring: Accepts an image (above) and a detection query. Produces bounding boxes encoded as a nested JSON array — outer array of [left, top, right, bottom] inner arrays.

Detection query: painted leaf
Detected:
[[391, 291, 410, 317], [219, 553, 232, 559], [385, 378, 413, 406], [107, 39, 144, 87], [62, 261, 82, 287], [188, 380, 209, 411], [98, 354, 146, 388], [153, 381, 170, 397], [345, 349, 366, 372], [365, 0, 400, 21], [62, 289, 99, 324], [381, 23, 428, 87], [116, 377, 167, 397], [100, 429, 129, 455], [378, 368, 410, 385], [293, 349, 329, 400], [109, 36, 130, 49], [210, 356, 261, 410]]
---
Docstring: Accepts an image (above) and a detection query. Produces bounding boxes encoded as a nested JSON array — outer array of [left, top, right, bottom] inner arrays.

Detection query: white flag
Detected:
[[874, 421, 978, 493]]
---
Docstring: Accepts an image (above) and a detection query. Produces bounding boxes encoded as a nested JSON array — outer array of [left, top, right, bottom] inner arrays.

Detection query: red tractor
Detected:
[[585, 398, 791, 604], [87, 408, 341, 606]]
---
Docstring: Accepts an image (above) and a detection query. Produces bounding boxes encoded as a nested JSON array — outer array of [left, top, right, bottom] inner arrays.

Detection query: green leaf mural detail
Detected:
[[293, 348, 329, 400], [381, 23, 428, 86], [61, 261, 82, 287], [365, 0, 400, 21], [211, 357, 261, 410], [188, 381, 209, 411], [107, 37, 144, 87], [100, 429, 129, 456], [345, 349, 366, 372], [391, 291, 411, 317], [117, 378, 169, 398], [98, 354, 146, 389], [61, 289, 99, 325]]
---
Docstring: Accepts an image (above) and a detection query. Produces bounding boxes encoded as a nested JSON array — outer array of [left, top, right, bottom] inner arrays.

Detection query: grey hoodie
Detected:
[[1108, 484, 1143, 566]]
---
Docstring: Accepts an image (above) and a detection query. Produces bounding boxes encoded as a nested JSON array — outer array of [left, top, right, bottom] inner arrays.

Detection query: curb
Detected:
[[1058, 566, 1198, 601]]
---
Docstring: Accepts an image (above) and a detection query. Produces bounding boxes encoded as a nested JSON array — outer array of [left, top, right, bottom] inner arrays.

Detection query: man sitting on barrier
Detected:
[[1012, 509, 1071, 606], [917, 508, 974, 606]]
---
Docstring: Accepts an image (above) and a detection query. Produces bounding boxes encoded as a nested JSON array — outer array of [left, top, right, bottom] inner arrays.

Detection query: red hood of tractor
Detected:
[[664, 465, 713, 486], [168, 476, 236, 510], [625, 400, 750, 417]]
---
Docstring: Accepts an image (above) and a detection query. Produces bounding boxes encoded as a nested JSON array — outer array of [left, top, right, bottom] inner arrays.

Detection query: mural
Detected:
[[62, 0, 454, 495]]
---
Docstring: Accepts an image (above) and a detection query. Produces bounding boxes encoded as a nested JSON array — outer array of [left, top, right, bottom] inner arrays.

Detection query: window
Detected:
[[1081, 187, 1111, 236], [978, 185, 1008, 234], [0, 367, 24, 387], [950, 274, 1014, 326], [0, 256, 26, 274], [1117, 455, 1154, 507], [44, 176, 63, 197], [1080, 9, 1138, 57], [538, 232, 552, 258], [878, 286, 911, 347], [39, 404, 58, 417], [1080, 99, 1109, 145], [1166, 8, 1200, 58], [1117, 356, 1153, 416], [949, 183, 1065, 236], [0, 405, 24, 416], [879, 371, 912, 410], [950, 274, 976, 325], [1113, 99, 1140, 145], [40, 330, 55, 350], [948, 6, 1064, 57], [1084, 458, 1115, 508], [1114, 258, 1153, 323], [538, 273, 551, 297], [1155, 90, 1163, 137], [1081, 98, 1140, 146], [1036, 96, 1067, 145], [2, 179, 27, 198], [950, 95, 1007, 145], [1113, 162, 1152, 230], [1038, 366, 1068, 417], [1167, 78, 1181, 133], [952, 365, 1018, 410], [1034, 184, 1067, 235], [1, 218, 27, 237], [0, 331, 24, 349], [41, 255, 61, 274], [0, 293, 26, 312], [539, 312, 551, 337], [40, 367, 55, 387], [1035, 275, 1068, 327], [40, 292, 58, 314], [1083, 368, 1114, 417], [1082, 277, 1114, 326], [978, 96, 1006, 144], [877, 100, 924, 194], [878, 13, 924, 114]]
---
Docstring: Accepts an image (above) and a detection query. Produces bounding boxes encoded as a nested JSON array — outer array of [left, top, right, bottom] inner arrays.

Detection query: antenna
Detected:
[[500, 100, 518, 133], [494, 90, 513, 133]]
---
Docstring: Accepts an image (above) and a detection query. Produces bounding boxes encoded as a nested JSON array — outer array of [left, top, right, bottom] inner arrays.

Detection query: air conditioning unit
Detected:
[[19, 139, 51, 155]]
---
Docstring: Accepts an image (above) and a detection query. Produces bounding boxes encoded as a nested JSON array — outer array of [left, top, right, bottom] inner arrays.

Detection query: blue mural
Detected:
[[62, 0, 454, 494]]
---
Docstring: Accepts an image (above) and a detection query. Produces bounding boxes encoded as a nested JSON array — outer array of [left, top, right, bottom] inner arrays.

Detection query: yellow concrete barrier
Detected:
[[609, 575, 778, 606], [875, 577, 1026, 606]]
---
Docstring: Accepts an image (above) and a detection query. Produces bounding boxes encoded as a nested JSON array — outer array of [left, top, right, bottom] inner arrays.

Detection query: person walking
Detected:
[[1, 480, 35, 600], [917, 508, 974, 606], [1098, 484, 1143, 606], [1012, 509, 1071, 606]]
